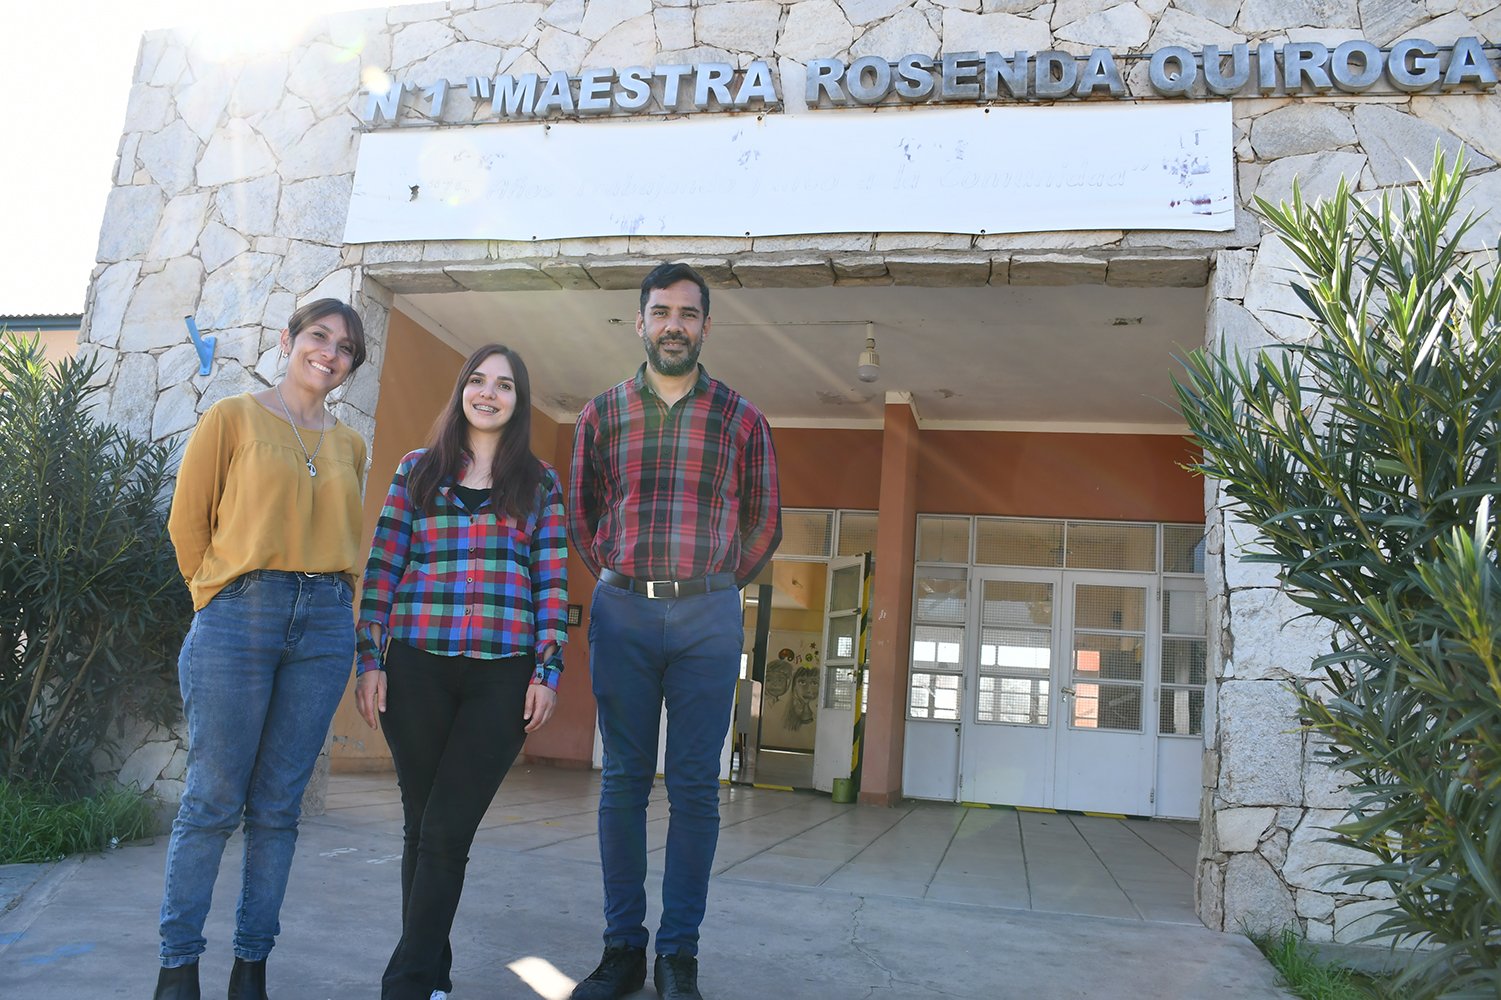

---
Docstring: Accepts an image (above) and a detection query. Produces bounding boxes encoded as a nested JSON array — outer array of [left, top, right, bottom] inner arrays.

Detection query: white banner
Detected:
[[344, 104, 1234, 243]]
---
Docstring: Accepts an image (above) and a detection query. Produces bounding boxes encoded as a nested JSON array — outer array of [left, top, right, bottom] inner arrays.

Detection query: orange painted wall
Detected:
[[916, 430, 1203, 522], [4, 328, 79, 364], [769, 425, 1201, 523], [41, 329, 80, 360], [518, 418, 599, 768], [772, 428, 884, 509]]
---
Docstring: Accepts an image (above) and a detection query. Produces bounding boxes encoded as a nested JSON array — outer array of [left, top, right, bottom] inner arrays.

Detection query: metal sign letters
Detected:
[[358, 37, 1498, 127]]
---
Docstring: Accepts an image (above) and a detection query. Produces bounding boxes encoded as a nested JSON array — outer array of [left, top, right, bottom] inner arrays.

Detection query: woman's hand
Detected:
[[523, 683, 557, 733], [356, 670, 386, 729]]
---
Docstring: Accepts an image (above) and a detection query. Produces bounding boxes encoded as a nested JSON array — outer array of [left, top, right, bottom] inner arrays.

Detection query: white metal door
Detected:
[[958, 569, 1062, 808], [901, 566, 967, 800], [1053, 574, 1158, 815], [811, 554, 866, 792]]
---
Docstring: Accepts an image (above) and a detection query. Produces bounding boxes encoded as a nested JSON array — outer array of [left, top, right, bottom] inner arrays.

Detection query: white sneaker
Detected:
[[429, 992, 449, 1000]]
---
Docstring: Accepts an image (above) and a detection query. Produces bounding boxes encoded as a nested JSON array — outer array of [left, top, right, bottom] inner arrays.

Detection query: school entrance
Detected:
[[333, 266, 1212, 819], [901, 517, 1206, 819]]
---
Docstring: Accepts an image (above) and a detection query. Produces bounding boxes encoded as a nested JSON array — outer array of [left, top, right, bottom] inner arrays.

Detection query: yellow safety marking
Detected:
[[752, 783, 794, 792], [1083, 811, 1127, 819], [1016, 805, 1058, 814], [849, 554, 874, 775], [959, 801, 991, 809]]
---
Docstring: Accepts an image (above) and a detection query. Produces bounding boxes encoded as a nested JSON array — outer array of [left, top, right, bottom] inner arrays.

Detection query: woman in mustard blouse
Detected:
[[155, 299, 368, 1000]]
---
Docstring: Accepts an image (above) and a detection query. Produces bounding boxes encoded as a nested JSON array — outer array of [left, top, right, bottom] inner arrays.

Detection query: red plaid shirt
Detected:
[[569, 365, 781, 587], [358, 450, 568, 687]]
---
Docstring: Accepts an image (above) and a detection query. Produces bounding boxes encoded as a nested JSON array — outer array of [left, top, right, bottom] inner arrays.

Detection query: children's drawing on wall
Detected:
[[761, 632, 820, 751]]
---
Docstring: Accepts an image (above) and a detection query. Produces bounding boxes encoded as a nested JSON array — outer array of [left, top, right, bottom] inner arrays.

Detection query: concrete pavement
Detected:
[[0, 769, 1290, 999]]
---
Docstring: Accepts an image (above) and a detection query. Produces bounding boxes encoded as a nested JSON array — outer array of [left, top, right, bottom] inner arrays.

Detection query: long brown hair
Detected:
[[406, 344, 545, 520]]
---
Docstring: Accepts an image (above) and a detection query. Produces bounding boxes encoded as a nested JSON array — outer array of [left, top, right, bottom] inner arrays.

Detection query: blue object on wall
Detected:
[[184, 315, 216, 376]]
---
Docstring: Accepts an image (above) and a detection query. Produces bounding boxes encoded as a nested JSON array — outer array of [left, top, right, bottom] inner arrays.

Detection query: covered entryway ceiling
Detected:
[[396, 283, 1206, 431]]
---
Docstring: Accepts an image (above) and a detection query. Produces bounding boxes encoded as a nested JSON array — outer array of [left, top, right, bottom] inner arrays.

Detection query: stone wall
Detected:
[[94, 715, 190, 832], [94, 714, 335, 829], [82, 0, 1501, 936]]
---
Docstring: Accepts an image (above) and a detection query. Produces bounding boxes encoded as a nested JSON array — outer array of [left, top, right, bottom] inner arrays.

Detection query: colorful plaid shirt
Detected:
[[569, 364, 781, 587], [357, 450, 568, 688]]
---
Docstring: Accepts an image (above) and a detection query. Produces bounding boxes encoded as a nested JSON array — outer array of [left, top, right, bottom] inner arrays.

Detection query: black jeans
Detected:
[[380, 640, 531, 1000]]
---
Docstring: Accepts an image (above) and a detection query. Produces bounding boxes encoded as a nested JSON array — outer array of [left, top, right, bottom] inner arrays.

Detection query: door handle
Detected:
[[1061, 686, 1076, 698]]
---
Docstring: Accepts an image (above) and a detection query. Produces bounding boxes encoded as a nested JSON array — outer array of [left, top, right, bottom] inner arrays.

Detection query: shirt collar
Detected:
[[632, 363, 710, 400]]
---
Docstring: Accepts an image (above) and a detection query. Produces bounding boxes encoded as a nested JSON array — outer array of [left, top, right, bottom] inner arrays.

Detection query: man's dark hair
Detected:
[[639, 262, 710, 316]]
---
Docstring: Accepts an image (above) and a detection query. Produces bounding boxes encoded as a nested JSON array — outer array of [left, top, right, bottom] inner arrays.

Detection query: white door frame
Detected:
[[812, 553, 867, 792]]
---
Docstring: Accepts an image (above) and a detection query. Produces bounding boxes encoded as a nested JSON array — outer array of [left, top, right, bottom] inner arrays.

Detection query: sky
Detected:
[[0, 0, 377, 317]]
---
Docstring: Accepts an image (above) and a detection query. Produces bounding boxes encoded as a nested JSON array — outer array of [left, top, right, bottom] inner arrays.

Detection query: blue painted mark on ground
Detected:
[[24, 941, 94, 964]]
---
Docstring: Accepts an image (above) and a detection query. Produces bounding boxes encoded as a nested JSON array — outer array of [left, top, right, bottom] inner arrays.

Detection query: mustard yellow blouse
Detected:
[[168, 393, 367, 611]]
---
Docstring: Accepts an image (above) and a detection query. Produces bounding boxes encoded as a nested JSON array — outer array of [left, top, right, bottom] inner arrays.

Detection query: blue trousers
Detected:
[[159, 571, 354, 966], [589, 581, 743, 957]]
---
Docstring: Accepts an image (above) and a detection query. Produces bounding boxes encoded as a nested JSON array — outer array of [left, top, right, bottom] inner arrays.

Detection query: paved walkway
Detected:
[[0, 768, 1289, 999]]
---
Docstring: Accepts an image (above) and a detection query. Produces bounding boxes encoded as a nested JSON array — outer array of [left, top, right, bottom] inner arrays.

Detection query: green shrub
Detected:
[[0, 334, 190, 795], [1175, 151, 1500, 998], [0, 778, 157, 863]]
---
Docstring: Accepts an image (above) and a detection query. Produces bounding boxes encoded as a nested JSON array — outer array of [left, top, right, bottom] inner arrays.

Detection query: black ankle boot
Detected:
[[226, 957, 268, 1000], [153, 963, 200, 1000]]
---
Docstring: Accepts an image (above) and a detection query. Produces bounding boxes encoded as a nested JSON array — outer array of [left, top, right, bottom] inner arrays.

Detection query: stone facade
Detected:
[[84, 0, 1501, 939], [95, 715, 189, 831], [95, 712, 335, 829]]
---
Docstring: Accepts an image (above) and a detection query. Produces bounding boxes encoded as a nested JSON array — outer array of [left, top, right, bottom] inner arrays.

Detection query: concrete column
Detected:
[[859, 394, 920, 806]]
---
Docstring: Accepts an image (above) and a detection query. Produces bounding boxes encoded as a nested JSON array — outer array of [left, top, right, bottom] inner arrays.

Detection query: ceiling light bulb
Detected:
[[856, 335, 881, 383]]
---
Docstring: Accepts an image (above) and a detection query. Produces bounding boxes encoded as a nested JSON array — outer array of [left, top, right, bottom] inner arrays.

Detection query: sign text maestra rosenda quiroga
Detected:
[[359, 37, 1499, 127]]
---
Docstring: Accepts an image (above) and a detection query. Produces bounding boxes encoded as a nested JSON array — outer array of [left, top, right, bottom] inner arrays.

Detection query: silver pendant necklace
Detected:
[[274, 383, 327, 477]]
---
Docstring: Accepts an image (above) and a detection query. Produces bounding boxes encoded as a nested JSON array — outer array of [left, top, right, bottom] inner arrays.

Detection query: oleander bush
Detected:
[[0, 334, 188, 796], [1175, 151, 1501, 998]]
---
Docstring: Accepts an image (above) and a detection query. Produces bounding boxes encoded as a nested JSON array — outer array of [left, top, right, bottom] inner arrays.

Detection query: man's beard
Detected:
[[646, 335, 702, 376]]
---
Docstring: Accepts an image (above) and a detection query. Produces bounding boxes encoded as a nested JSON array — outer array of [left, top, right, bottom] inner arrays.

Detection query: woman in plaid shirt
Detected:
[[355, 344, 568, 1000]]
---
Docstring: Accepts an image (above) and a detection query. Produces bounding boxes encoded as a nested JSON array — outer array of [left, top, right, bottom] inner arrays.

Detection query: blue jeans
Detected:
[[159, 571, 354, 967], [589, 581, 743, 957]]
